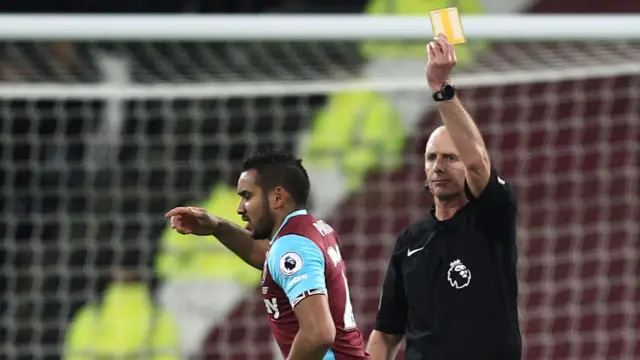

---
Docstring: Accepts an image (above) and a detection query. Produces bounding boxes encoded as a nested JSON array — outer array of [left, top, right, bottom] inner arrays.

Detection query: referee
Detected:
[[366, 34, 522, 360]]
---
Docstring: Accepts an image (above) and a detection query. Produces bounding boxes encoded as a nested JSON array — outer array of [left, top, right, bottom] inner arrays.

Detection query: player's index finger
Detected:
[[429, 7, 466, 45], [165, 207, 188, 217]]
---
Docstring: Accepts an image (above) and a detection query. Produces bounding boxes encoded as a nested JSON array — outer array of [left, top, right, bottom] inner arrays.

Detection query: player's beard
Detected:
[[250, 194, 276, 240]]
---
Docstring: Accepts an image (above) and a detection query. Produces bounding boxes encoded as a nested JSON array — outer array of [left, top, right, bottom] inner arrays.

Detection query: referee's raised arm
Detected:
[[427, 33, 517, 235], [427, 33, 492, 199]]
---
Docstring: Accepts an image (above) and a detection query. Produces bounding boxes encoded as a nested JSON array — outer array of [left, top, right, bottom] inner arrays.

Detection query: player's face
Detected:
[[237, 170, 277, 240], [424, 127, 466, 201]]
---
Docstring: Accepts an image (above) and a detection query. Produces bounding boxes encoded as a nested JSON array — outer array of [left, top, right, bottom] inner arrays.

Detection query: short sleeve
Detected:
[[268, 235, 327, 307], [465, 167, 517, 211], [374, 234, 408, 335], [465, 167, 518, 244]]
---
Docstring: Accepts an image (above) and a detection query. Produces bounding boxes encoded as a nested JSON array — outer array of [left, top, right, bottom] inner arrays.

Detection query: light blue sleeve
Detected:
[[268, 234, 326, 306]]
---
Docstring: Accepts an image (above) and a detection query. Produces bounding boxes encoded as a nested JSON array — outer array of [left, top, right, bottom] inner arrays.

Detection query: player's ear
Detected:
[[271, 186, 287, 209]]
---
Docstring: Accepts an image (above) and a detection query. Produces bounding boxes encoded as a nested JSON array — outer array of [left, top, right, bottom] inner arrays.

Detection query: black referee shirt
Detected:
[[375, 167, 522, 360]]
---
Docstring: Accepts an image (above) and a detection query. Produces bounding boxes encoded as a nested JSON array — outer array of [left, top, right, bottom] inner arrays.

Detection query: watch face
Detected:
[[443, 85, 455, 98]]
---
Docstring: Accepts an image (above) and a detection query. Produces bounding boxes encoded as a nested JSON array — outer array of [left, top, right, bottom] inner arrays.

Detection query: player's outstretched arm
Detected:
[[213, 219, 269, 269], [367, 331, 403, 360], [288, 295, 336, 360], [166, 206, 268, 269], [426, 33, 491, 197]]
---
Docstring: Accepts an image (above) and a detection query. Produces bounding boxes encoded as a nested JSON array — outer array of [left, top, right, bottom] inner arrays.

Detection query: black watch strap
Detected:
[[432, 84, 456, 102]]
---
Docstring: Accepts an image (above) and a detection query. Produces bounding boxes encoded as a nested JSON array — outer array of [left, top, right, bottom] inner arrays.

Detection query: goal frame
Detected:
[[0, 14, 638, 41]]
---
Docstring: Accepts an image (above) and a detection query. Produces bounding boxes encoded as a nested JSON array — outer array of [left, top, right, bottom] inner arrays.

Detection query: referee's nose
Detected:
[[433, 155, 447, 173]]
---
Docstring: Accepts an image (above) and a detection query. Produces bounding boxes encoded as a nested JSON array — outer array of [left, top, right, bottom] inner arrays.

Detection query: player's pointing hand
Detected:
[[426, 33, 457, 92], [165, 206, 220, 236]]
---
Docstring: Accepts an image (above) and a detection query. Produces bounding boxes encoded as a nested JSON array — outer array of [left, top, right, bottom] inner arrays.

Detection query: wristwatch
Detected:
[[432, 83, 456, 102]]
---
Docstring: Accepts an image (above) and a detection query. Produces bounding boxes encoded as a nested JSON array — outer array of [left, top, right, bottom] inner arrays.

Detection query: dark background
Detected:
[[0, 1, 638, 359]]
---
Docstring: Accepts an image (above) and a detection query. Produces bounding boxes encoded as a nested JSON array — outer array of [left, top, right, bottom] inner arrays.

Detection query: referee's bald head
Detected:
[[424, 126, 466, 201]]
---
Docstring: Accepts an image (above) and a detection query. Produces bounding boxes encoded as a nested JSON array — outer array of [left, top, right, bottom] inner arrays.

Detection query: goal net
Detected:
[[1, 15, 638, 360]]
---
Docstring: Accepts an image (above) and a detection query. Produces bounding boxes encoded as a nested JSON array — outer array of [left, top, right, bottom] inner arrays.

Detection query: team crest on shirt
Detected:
[[279, 252, 303, 276], [447, 259, 471, 289]]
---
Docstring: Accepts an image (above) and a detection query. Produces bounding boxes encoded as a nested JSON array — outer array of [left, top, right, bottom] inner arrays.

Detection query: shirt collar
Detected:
[[271, 209, 308, 244]]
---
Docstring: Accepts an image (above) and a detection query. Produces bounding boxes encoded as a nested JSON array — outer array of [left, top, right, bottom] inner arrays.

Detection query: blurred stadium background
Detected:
[[0, 0, 638, 360]]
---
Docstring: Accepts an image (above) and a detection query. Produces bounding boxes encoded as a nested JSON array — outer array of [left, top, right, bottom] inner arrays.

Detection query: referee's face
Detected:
[[424, 127, 466, 201]]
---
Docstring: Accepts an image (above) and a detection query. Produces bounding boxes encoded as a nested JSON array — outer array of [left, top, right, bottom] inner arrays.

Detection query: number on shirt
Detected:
[[341, 270, 357, 329], [327, 244, 357, 330], [264, 297, 280, 319]]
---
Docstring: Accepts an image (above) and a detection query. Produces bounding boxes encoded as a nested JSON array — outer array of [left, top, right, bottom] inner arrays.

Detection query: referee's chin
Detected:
[[435, 193, 464, 202], [426, 184, 464, 202]]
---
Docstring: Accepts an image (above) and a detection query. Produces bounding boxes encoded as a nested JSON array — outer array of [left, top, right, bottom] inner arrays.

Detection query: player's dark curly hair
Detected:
[[243, 149, 310, 208]]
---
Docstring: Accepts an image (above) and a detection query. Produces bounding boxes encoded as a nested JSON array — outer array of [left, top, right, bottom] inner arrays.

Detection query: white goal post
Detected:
[[0, 15, 637, 99], [1, 14, 638, 360], [0, 14, 639, 40]]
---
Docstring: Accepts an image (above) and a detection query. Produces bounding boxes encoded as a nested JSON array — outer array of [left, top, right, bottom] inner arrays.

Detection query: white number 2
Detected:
[[327, 244, 357, 329], [341, 270, 357, 329]]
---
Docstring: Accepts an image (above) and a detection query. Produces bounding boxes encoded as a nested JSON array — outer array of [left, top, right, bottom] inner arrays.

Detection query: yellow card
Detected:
[[429, 7, 466, 44]]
